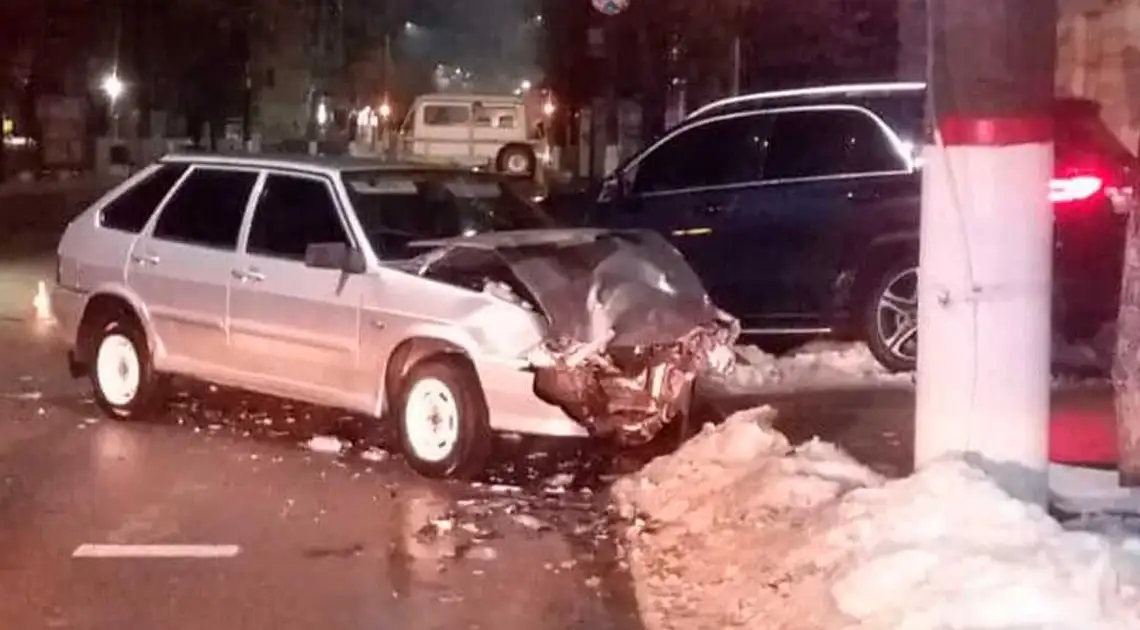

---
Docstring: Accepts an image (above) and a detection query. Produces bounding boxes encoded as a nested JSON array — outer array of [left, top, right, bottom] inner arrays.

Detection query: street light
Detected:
[[101, 73, 125, 103], [378, 102, 392, 120], [100, 72, 125, 140]]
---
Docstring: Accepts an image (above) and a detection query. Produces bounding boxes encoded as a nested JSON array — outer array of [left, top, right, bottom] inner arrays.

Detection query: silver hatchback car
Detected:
[[52, 154, 738, 478]]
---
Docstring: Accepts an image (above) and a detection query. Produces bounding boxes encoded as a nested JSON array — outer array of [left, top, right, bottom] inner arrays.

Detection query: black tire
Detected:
[[395, 354, 492, 479], [88, 316, 168, 421], [495, 144, 536, 177], [862, 260, 919, 373]]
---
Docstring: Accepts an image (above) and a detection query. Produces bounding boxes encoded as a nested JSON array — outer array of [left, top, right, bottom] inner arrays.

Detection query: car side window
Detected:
[[762, 109, 904, 181], [632, 115, 769, 194], [99, 164, 188, 233], [151, 168, 258, 250], [246, 174, 350, 260]]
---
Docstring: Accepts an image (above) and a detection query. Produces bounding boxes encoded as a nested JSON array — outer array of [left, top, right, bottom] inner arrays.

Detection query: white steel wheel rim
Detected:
[[95, 333, 141, 407], [403, 377, 461, 463], [506, 153, 529, 173]]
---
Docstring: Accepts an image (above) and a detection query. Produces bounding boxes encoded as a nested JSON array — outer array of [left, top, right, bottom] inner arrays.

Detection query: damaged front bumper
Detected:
[[410, 228, 741, 446], [528, 315, 739, 446]]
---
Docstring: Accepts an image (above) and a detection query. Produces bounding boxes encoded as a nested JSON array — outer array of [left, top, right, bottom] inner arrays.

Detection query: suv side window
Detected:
[[152, 168, 258, 250], [763, 109, 904, 181], [632, 115, 770, 194], [99, 164, 188, 233], [246, 174, 350, 260]]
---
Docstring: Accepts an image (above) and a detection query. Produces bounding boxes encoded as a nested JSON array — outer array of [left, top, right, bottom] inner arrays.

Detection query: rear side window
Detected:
[[246, 174, 350, 260], [763, 109, 904, 180], [152, 168, 258, 250], [99, 164, 188, 233], [423, 104, 470, 127], [632, 115, 770, 194]]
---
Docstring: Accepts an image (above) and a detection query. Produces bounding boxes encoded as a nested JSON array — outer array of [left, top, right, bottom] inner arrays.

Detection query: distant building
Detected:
[[250, 0, 345, 145], [1056, 0, 1140, 149]]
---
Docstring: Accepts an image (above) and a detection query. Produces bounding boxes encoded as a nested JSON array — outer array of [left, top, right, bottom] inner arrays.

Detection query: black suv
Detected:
[[588, 82, 1136, 371]]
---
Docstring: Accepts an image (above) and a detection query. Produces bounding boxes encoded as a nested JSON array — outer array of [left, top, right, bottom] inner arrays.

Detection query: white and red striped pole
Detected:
[[914, 0, 1057, 505]]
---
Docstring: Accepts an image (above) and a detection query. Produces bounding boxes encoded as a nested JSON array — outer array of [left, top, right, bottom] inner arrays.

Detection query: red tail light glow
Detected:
[[1049, 175, 1104, 203]]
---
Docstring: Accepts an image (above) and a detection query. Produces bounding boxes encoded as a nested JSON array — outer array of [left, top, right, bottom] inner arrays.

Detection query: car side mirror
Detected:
[[598, 175, 628, 203], [304, 242, 367, 274]]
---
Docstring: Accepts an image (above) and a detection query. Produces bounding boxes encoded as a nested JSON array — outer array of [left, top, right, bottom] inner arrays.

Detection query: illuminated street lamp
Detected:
[[378, 101, 392, 120], [101, 73, 125, 103], [519, 79, 533, 92], [100, 72, 126, 139]]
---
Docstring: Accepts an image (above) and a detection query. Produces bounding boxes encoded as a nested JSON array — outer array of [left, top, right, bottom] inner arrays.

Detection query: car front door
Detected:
[[228, 172, 373, 409], [600, 113, 774, 320], [751, 106, 916, 320], [127, 166, 258, 374]]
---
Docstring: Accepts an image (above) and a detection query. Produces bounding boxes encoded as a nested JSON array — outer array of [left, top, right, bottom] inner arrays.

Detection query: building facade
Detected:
[[1057, 0, 1140, 151]]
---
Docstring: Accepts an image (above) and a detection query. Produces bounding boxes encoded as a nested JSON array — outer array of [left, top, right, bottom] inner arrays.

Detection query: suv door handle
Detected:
[[231, 268, 266, 282], [695, 202, 726, 216], [130, 253, 160, 266]]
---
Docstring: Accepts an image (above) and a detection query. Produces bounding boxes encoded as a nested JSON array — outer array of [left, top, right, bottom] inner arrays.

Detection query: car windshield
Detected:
[[340, 170, 561, 259]]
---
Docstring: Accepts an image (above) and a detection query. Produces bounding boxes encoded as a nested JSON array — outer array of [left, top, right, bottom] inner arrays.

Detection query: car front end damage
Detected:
[[410, 228, 739, 446]]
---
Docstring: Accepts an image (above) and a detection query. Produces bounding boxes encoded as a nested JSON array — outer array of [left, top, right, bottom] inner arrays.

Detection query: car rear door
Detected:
[[127, 166, 259, 374], [228, 171, 373, 409], [747, 106, 917, 320], [599, 113, 775, 319]]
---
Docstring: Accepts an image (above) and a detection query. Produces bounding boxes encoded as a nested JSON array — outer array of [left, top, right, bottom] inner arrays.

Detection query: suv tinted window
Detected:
[[633, 115, 770, 194], [99, 164, 188, 233], [763, 109, 903, 180], [247, 174, 349, 260], [152, 168, 258, 250]]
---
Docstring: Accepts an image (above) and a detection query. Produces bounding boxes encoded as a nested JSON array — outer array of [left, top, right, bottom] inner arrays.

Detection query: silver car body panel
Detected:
[[53, 154, 735, 442]]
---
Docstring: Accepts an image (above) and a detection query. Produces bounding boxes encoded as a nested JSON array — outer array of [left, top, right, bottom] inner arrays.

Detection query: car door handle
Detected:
[[847, 190, 880, 202], [695, 202, 727, 216], [231, 268, 266, 282], [130, 253, 160, 266]]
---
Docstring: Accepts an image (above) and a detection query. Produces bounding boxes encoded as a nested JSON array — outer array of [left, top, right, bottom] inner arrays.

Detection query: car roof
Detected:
[[158, 153, 495, 177], [686, 81, 927, 120], [414, 92, 523, 105]]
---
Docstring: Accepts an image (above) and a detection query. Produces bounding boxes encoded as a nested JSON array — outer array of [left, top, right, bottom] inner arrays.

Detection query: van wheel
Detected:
[[863, 261, 919, 373], [395, 355, 492, 479], [89, 317, 168, 420], [496, 144, 536, 177]]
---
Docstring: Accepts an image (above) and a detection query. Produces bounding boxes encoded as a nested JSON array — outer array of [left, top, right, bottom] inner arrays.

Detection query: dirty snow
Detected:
[[305, 435, 347, 454], [1051, 463, 1140, 517], [715, 338, 1108, 392], [715, 341, 911, 391], [614, 406, 1140, 630]]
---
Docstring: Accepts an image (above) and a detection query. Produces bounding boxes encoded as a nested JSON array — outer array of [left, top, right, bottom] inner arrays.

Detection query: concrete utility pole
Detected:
[[1114, 195, 1140, 485], [914, 0, 1057, 506]]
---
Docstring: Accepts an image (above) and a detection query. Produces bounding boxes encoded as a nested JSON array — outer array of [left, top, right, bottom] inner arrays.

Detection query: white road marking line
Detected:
[[72, 544, 241, 558]]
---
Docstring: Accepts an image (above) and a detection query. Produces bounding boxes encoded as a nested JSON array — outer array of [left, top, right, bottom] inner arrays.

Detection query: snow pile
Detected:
[[716, 342, 912, 392], [614, 406, 1140, 630], [714, 337, 1108, 393]]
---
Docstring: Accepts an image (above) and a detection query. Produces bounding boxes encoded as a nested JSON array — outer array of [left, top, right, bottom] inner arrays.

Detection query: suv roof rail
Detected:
[[685, 81, 927, 120]]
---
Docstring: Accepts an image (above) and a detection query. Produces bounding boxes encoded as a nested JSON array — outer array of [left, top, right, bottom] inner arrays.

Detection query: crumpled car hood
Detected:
[[410, 228, 728, 348], [410, 228, 739, 446]]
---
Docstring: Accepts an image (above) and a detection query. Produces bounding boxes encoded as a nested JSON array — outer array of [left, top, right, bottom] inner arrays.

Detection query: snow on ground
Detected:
[[714, 338, 1108, 393], [614, 406, 1140, 630], [1051, 463, 1140, 518], [715, 342, 912, 392]]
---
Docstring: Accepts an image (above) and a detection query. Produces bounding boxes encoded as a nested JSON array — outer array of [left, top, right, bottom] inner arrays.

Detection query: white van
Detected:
[[398, 93, 543, 177]]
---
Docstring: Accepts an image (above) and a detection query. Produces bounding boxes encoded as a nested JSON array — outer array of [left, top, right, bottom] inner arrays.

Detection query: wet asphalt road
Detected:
[[0, 184, 1118, 629]]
